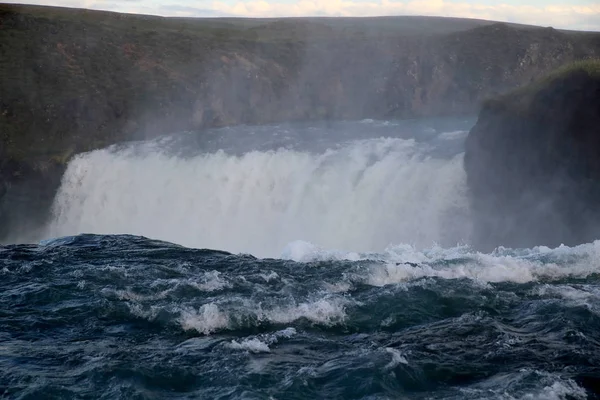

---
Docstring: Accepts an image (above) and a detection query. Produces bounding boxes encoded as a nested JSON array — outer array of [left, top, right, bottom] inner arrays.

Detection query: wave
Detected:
[[281, 239, 600, 285]]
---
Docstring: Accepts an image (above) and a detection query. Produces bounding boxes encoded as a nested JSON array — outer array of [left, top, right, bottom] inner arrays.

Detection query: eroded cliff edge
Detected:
[[465, 60, 600, 250], [1, 4, 600, 242]]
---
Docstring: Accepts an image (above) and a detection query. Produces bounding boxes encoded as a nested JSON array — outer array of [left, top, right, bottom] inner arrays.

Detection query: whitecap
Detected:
[[227, 338, 271, 353], [179, 303, 230, 335], [383, 347, 408, 370]]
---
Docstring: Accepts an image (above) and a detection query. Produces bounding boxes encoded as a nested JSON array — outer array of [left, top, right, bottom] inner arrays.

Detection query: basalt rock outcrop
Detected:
[[1, 4, 600, 243], [465, 61, 600, 250]]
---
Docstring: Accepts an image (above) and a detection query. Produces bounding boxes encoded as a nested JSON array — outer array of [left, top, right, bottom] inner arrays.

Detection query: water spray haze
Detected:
[[45, 125, 471, 257]]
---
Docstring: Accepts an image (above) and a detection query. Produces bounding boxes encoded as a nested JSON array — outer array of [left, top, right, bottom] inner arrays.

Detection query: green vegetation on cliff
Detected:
[[482, 59, 600, 116]]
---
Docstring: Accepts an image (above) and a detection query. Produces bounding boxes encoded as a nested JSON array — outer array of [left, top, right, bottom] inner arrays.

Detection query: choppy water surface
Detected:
[[2, 235, 600, 399]]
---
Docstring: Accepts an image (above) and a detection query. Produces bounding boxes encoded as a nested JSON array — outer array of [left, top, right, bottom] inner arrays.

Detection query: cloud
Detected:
[[3, 0, 599, 31], [157, 4, 231, 17], [209, 0, 600, 31]]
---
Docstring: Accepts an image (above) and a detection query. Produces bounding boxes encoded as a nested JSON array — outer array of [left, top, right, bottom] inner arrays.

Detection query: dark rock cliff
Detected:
[[465, 60, 600, 250], [1, 4, 600, 243]]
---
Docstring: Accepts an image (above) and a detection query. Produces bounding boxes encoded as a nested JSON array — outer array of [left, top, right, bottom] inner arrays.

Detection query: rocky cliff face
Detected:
[[1, 4, 600, 243], [465, 61, 600, 250]]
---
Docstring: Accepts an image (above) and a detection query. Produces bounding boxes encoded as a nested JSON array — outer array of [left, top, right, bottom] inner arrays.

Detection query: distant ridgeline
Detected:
[[1, 3, 600, 243], [465, 60, 600, 250]]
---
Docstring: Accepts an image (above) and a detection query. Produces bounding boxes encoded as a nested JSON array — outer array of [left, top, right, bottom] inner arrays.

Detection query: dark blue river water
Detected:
[[2, 234, 600, 399]]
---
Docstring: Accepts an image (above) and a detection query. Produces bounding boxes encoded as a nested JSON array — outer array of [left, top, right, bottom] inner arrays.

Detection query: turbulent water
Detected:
[[2, 118, 600, 399]]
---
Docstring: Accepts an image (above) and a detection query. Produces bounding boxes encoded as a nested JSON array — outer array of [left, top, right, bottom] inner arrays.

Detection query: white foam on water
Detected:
[[534, 284, 600, 301], [225, 327, 297, 354], [45, 137, 469, 258], [533, 284, 600, 316], [281, 241, 471, 263], [383, 347, 409, 369], [259, 271, 279, 283], [187, 271, 232, 292], [274, 327, 297, 339], [227, 338, 271, 353], [518, 379, 587, 400], [265, 298, 348, 325], [280, 240, 362, 262], [323, 281, 353, 293], [180, 303, 231, 335], [459, 370, 587, 400], [177, 297, 347, 335], [365, 256, 543, 286], [282, 240, 600, 285]]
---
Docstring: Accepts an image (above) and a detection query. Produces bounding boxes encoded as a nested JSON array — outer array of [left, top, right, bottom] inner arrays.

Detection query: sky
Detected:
[[7, 0, 600, 31]]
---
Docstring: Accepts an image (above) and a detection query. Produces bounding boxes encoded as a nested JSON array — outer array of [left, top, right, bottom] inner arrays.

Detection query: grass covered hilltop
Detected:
[[482, 59, 600, 115], [465, 59, 600, 250], [0, 3, 600, 241]]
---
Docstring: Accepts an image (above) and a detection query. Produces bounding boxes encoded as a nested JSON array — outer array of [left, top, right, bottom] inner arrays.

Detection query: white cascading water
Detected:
[[45, 137, 470, 258]]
